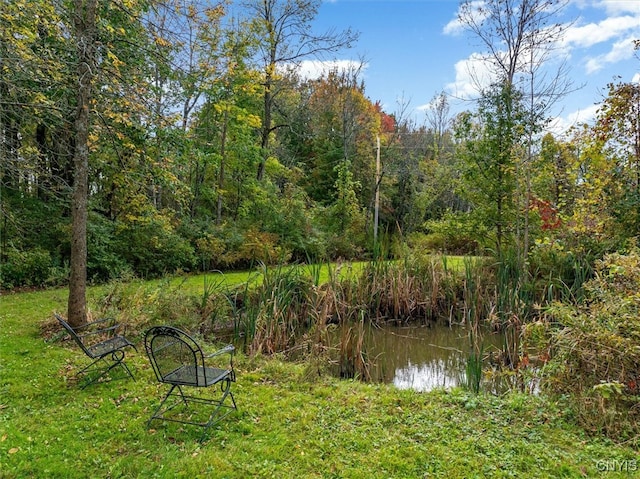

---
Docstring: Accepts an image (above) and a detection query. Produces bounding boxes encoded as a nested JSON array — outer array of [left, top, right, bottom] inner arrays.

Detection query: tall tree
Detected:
[[303, 65, 375, 206], [68, 0, 98, 327], [243, 0, 357, 180], [455, 83, 527, 254], [593, 78, 640, 237], [457, 0, 573, 261]]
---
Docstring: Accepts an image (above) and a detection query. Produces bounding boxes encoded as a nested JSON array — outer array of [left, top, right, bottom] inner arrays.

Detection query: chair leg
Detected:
[[106, 349, 136, 382], [78, 350, 134, 389], [77, 357, 106, 389], [200, 378, 238, 442], [148, 384, 179, 429], [148, 379, 237, 441]]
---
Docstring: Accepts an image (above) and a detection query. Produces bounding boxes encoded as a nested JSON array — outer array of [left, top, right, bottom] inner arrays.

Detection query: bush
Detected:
[[543, 249, 640, 439], [238, 228, 291, 266], [87, 214, 132, 282], [527, 237, 593, 302], [423, 212, 483, 255], [115, 214, 197, 278], [0, 248, 53, 289]]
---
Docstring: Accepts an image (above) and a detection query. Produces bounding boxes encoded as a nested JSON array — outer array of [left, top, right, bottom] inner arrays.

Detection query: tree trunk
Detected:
[[68, 0, 97, 328]]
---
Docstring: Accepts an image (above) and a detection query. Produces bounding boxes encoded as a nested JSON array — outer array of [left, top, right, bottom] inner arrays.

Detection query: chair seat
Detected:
[[165, 365, 231, 386], [86, 336, 133, 358]]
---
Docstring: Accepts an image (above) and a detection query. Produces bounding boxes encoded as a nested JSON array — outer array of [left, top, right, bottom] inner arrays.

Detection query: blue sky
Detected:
[[305, 0, 640, 133]]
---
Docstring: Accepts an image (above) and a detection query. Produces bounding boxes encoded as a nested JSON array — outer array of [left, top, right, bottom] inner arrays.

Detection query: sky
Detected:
[[304, 0, 640, 134]]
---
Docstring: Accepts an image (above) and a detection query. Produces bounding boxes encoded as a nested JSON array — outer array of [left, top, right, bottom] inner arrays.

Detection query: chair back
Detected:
[[144, 326, 206, 386], [55, 313, 91, 355]]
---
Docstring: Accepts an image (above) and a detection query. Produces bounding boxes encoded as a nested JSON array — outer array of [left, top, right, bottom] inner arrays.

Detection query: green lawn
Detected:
[[1, 282, 638, 478]]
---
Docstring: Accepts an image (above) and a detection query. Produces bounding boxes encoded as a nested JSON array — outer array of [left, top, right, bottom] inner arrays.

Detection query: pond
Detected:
[[354, 323, 507, 393]]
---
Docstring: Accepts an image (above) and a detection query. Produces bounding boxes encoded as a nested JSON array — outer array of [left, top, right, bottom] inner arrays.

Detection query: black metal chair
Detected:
[[54, 313, 137, 388], [144, 325, 237, 440]]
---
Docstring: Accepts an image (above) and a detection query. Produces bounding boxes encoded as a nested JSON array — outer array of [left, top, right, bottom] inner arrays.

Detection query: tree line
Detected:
[[1, 0, 639, 327]]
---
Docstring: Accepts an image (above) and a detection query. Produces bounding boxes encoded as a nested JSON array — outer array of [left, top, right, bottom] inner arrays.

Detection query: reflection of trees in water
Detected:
[[393, 358, 466, 391], [362, 324, 504, 392]]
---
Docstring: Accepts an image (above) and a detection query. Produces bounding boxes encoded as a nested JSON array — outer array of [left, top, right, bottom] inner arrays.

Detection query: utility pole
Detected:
[[374, 135, 380, 243]]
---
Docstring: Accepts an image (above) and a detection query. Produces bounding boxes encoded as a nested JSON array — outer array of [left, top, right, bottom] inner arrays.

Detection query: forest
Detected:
[[2, 0, 638, 290]]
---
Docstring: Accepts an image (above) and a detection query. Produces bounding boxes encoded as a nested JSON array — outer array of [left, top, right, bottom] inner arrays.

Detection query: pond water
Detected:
[[357, 323, 506, 392]]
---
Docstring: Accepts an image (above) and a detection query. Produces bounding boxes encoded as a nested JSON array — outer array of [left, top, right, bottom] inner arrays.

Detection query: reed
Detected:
[[337, 310, 371, 381], [465, 345, 484, 394], [94, 255, 519, 388], [494, 250, 525, 368], [247, 263, 313, 355]]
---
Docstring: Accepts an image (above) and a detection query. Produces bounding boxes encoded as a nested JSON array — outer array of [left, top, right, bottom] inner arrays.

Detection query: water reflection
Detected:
[[361, 323, 505, 392]]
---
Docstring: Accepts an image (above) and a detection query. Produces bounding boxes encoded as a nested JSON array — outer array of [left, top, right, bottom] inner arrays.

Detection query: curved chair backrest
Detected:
[[144, 326, 207, 387], [55, 313, 91, 356]]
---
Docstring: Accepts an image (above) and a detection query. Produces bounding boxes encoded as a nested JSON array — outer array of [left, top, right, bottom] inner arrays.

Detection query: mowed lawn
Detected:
[[1, 278, 638, 478]]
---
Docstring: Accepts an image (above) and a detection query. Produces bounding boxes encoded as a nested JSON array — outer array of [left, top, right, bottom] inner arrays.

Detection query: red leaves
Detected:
[[529, 197, 561, 230]]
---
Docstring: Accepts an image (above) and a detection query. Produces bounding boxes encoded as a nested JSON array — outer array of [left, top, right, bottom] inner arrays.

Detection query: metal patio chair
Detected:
[[144, 325, 237, 440], [54, 313, 137, 388]]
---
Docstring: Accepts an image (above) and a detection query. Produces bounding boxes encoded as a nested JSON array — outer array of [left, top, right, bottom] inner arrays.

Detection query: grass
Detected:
[[1, 281, 639, 478]]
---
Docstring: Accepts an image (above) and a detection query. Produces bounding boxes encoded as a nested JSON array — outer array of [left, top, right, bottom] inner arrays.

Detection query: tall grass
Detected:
[[91, 256, 532, 387], [463, 257, 485, 393], [245, 263, 311, 355], [465, 346, 484, 394]]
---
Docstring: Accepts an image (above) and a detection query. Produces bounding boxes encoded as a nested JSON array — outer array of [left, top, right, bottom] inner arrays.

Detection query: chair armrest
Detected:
[[74, 317, 116, 329], [205, 344, 235, 358], [75, 317, 121, 337]]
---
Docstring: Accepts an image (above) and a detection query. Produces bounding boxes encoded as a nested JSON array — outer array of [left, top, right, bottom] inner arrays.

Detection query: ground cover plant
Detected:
[[2, 279, 639, 478]]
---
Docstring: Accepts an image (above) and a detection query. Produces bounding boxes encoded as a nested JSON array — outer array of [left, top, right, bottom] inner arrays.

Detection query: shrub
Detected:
[[543, 250, 640, 440], [238, 228, 291, 266], [115, 214, 197, 278], [423, 212, 483, 255], [527, 237, 593, 302], [194, 233, 227, 270], [87, 214, 132, 282], [0, 248, 52, 289]]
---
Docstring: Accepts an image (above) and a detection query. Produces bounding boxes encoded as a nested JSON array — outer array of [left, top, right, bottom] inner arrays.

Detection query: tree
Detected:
[[455, 83, 527, 254], [0, 0, 73, 268], [424, 91, 453, 155], [67, 0, 99, 327], [458, 0, 570, 88], [536, 132, 578, 217], [457, 0, 574, 261], [592, 79, 640, 237], [303, 65, 375, 206], [243, 0, 357, 180]]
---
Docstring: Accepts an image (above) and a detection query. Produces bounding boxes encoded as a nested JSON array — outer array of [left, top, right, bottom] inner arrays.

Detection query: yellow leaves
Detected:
[[154, 35, 172, 49], [205, 4, 227, 23], [106, 50, 124, 69], [244, 113, 262, 129], [30, 91, 49, 106]]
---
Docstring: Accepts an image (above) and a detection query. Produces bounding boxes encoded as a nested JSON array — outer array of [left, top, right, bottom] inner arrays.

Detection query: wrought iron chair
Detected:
[[54, 313, 137, 388], [144, 325, 237, 440]]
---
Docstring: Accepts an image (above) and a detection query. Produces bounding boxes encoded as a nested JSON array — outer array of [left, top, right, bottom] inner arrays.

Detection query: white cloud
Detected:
[[585, 35, 639, 73], [445, 53, 496, 100], [592, 0, 640, 15], [571, 0, 640, 15], [563, 15, 640, 48], [546, 103, 601, 135], [292, 59, 368, 80], [443, 1, 486, 36]]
